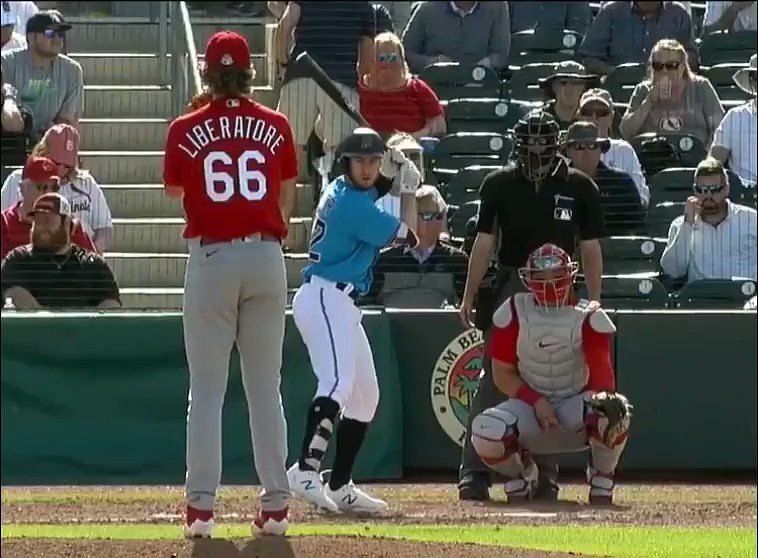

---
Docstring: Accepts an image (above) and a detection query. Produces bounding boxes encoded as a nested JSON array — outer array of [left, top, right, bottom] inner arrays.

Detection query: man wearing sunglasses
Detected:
[[0, 10, 82, 141], [661, 157, 757, 283], [1, 155, 94, 259]]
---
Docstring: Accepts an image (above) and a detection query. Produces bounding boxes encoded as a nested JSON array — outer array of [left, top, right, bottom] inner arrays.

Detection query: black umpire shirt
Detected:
[[476, 158, 606, 268], [1, 245, 121, 309]]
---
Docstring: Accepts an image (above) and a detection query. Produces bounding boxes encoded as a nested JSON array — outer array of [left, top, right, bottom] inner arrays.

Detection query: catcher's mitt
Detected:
[[589, 391, 633, 447]]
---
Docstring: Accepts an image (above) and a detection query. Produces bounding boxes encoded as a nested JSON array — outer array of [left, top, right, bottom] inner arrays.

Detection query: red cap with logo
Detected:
[[22, 156, 61, 184], [43, 124, 80, 169], [29, 192, 72, 217], [204, 31, 250, 71]]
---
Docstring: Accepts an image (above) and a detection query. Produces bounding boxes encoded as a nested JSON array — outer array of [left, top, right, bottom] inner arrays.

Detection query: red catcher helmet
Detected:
[[518, 244, 579, 307]]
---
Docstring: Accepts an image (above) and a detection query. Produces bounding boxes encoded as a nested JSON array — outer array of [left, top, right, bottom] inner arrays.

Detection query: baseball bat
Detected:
[[290, 51, 370, 127]]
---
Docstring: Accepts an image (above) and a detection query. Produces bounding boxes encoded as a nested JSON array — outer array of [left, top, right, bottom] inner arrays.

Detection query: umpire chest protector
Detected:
[[494, 293, 591, 399]]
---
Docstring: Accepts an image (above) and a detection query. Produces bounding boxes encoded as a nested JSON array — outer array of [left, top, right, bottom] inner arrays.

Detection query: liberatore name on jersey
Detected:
[[163, 97, 297, 241]]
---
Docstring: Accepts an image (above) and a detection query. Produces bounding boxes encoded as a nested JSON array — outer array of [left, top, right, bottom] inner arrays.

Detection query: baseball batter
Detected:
[[470, 244, 632, 504], [288, 127, 420, 514], [163, 31, 296, 538]]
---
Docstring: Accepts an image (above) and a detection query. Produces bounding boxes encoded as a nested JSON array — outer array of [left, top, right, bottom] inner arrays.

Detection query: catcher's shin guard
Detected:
[[471, 407, 524, 478]]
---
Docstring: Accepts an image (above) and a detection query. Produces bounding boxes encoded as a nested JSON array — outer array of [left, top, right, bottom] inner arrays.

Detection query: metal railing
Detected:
[[169, 1, 203, 117]]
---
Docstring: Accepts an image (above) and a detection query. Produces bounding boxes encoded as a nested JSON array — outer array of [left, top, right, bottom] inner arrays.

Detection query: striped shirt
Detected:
[[602, 138, 649, 206], [712, 100, 757, 185], [660, 201, 757, 282]]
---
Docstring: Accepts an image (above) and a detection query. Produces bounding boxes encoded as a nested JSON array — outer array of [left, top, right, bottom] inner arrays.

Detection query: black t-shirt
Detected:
[[476, 159, 605, 268], [289, 1, 377, 87], [1, 245, 121, 309]]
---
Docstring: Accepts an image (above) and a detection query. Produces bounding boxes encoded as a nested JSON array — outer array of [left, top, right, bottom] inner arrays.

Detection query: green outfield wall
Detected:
[[1, 310, 755, 484]]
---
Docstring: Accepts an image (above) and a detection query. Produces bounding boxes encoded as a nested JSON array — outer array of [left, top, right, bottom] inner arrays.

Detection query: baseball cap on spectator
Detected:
[[579, 88, 614, 110], [564, 121, 611, 153], [204, 31, 250, 71], [43, 124, 80, 169], [21, 156, 61, 184], [733, 53, 757, 96], [539, 61, 598, 92], [25, 11, 72, 34], [29, 192, 72, 218], [416, 185, 448, 215]]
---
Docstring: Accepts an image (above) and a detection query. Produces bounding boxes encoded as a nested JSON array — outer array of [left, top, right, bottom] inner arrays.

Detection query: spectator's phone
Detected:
[[657, 75, 672, 101]]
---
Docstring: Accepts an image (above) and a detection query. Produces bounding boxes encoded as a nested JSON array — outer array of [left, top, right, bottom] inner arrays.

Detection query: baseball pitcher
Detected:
[[288, 127, 420, 514], [470, 244, 632, 504], [163, 31, 296, 538]]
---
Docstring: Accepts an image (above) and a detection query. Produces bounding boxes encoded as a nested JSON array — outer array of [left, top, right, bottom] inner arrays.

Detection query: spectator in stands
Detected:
[[579, 1, 697, 76], [5, 1, 38, 34], [267, 1, 287, 19], [1, 124, 113, 252], [275, 1, 379, 181], [1, 192, 121, 310], [402, 1, 510, 74], [577, 88, 649, 205], [0, 11, 82, 141], [2, 74, 26, 132], [711, 55, 757, 186], [2, 4, 26, 52], [377, 1, 415, 33], [509, 1, 592, 34], [1, 156, 94, 259], [564, 121, 646, 236], [620, 39, 724, 147], [538, 61, 599, 130], [702, 1, 756, 34], [660, 157, 757, 282], [372, 3, 396, 34], [358, 32, 445, 139], [369, 185, 468, 307]]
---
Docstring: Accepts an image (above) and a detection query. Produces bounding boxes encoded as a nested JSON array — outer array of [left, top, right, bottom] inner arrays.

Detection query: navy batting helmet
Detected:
[[337, 127, 386, 159], [513, 109, 561, 182]]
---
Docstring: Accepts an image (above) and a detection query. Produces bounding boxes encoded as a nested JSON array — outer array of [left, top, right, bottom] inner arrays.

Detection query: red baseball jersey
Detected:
[[163, 96, 298, 240]]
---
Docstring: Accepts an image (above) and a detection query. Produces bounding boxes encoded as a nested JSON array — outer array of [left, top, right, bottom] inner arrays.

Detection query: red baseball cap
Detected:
[[22, 156, 61, 184], [29, 193, 72, 218], [205, 31, 250, 71], [43, 124, 80, 169]]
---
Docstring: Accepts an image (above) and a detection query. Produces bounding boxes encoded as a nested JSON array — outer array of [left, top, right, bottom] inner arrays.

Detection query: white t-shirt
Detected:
[[602, 138, 650, 206], [7, 1, 38, 34], [712, 100, 757, 185], [704, 0, 757, 31], [1, 168, 114, 236], [1, 32, 26, 52]]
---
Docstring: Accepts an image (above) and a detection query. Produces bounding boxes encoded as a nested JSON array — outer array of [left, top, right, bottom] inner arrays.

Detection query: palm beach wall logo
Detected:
[[430, 328, 484, 447]]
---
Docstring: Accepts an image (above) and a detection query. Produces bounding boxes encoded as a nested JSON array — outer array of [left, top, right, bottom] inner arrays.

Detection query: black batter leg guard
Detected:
[[299, 396, 341, 472], [329, 417, 369, 490]]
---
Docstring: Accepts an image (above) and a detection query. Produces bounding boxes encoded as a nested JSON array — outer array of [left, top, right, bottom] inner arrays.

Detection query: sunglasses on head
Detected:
[[579, 107, 611, 118], [42, 28, 66, 39], [376, 53, 399, 63], [652, 61, 680, 71], [693, 183, 725, 195], [419, 211, 444, 221], [34, 182, 60, 192]]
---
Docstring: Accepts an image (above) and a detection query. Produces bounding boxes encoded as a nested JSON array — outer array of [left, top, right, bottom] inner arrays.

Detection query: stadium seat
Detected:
[[509, 29, 582, 67], [448, 199, 480, 239], [702, 63, 751, 103], [699, 31, 758, 66], [645, 201, 685, 238], [648, 167, 745, 205], [431, 133, 512, 183], [674, 278, 757, 309], [420, 63, 501, 101], [577, 275, 670, 309], [631, 133, 706, 176], [444, 165, 500, 206], [445, 98, 537, 134], [506, 63, 556, 102], [604, 63, 646, 105], [600, 236, 665, 275]]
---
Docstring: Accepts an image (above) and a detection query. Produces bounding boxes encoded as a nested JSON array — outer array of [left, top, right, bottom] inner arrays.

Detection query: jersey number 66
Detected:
[[204, 150, 268, 202]]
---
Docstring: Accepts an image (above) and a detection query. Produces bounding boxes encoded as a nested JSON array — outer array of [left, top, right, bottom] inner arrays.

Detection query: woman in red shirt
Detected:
[[358, 32, 446, 140]]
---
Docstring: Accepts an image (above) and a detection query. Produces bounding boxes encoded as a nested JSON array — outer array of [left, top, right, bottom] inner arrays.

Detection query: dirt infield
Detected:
[[0, 537, 587, 558]]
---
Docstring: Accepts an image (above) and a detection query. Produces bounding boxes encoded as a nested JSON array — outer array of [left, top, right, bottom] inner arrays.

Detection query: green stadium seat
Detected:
[[674, 278, 757, 309], [604, 63, 646, 105], [699, 31, 758, 66], [509, 29, 582, 67], [445, 98, 537, 134], [444, 165, 500, 206], [649, 167, 745, 205], [702, 63, 751, 102], [431, 133, 512, 183], [512, 51, 578, 65], [577, 275, 670, 309], [420, 63, 501, 101], [506, 63, 556, 102], [600, 236, 665, 275], [645, 201, 685, 239], [631, 133, 706, 175], [448, 200, 480, 239]]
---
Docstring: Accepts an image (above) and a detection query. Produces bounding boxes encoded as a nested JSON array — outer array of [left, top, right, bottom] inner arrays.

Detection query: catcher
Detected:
[[470, 243, 632, 505]]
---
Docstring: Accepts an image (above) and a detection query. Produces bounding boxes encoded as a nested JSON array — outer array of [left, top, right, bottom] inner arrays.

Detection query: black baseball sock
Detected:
[[299, 396, 340, 472], [329, 417, 369, 490]]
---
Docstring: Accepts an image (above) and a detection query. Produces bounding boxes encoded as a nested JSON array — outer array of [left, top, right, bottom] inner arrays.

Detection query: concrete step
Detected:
[[110, 218, 187, 253], [108, 252, 308, 290], [85, 86, 171, 118], [81, 151, 163, 184], [101, 184, 183, 218], [118, 286, 299, 309], [67, 21, 266, 54], [80, 119, 169, 151]]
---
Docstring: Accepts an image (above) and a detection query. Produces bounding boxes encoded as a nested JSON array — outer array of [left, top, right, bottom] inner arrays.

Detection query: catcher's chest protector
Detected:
[[514, 293, 589, 399]]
